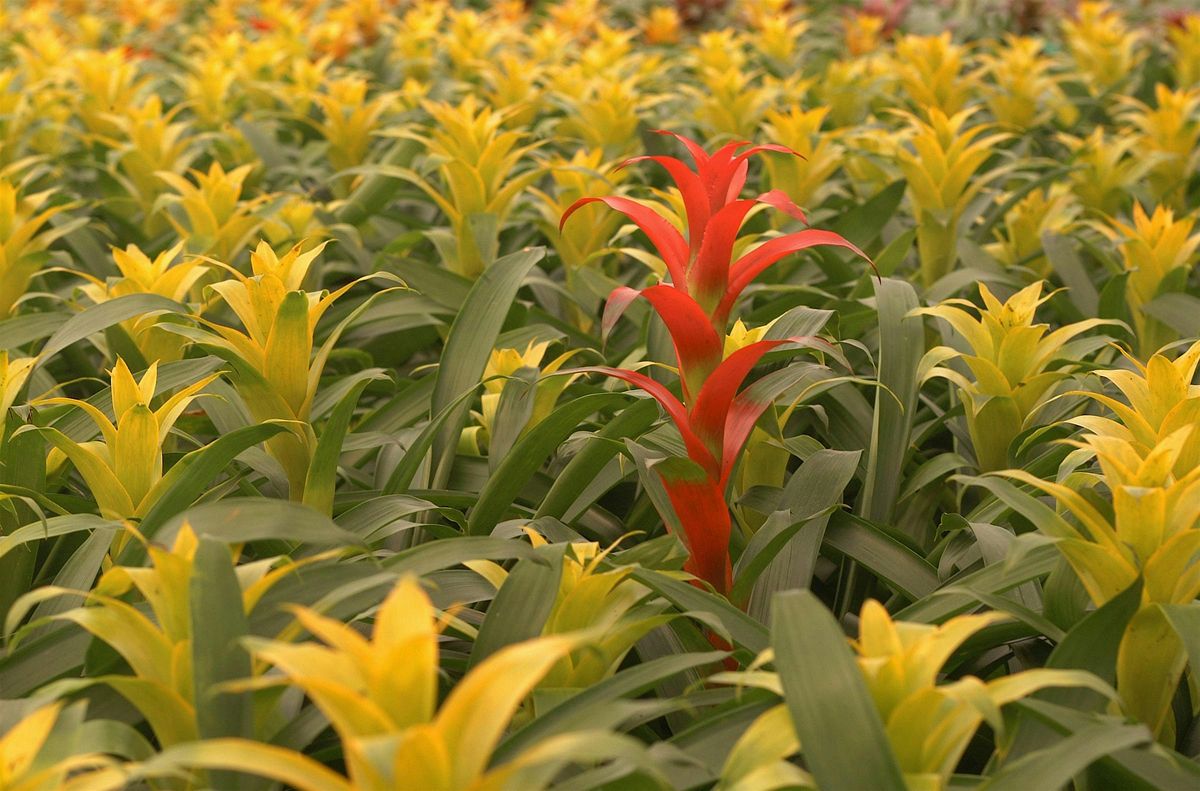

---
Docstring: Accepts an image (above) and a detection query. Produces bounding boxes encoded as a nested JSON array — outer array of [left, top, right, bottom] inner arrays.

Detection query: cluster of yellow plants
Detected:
[[1, 0, 1199, 788]]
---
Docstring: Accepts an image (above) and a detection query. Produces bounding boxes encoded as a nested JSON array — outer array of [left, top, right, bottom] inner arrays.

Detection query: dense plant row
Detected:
[[1, 0, 1200, 788]]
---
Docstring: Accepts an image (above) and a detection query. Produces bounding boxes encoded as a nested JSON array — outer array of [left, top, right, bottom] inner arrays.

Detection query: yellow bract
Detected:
[[1071, 341, 1200, 477], [463, 340, 581, 454], [243, 576, 581, 790], [0, 178, 72, 317], [894, 108, 1010, 285], [762, 107, 844, 213], [0, 352, 36, 415], [977, 35, 1075, 130], [998, 426, 1200, 740], [985, 185, 1081, 276], [1098, 203, 1200, 358], [1119, 85, 1200, 209], [918, 282, 1108, 471], [1171, 13, 1200, 89], [892, 33, 972, 116], [715, 603, 1107, 791], [157, 162, 266, 262], [77, 242, 209, 363], [398, 97, 541, 278], [1062, 1, 1143, 94], [36, 359, 218, 520]]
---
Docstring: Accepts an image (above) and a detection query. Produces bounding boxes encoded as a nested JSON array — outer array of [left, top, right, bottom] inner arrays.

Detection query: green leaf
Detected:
[[627, 567, 769, 655], [155, 499, 362, 549], [980, 722, 1150, 791], [468, 392, 623, 536], [190, 538, 257, 789], [770, 589, 906, 791], [535, 397, 658, 521], [35, 294, 185, 364], [430, 247, 545, 488], [303, 373, 382, 515], [469, 548, 565, 667]]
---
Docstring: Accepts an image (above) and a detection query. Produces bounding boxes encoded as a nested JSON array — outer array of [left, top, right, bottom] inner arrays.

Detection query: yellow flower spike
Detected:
[[643, 6, 682, 45], [719, 603, 1109, 788], [310, 75, 395, 176], [242, 576, 582, 789], [0, 351, 37, 414], [986, 185, 1081, 276], [68, 47, 148, 136], [977, 35, 1076, 131], [1170, 13, 1200, 88], [917, 281, 1110, 471], [844, 12, 887, 57], [1071, 341, 1200, 475], [761, 106, 844, 213], [1098, 204, 1200, 358], [1062, 1, 1144, 95], [894, 108, 1012, 286], [893, 33, 973, 116], [1117, 84, 1200, 208], [1058, 128, 1155, 216], [0, 178, 77, 317], [35, 359, 218, 519], [157, 162, 267, 261]]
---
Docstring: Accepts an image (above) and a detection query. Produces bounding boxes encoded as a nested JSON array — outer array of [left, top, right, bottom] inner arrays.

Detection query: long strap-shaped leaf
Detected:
[[771, 590, 906, 791]]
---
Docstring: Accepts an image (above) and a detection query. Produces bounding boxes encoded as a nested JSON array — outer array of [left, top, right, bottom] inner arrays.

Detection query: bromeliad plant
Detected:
[[1097, 203, 1200, 359], [30, 359, 219, 521], [917, 282, 1111, 472], [715, 599, 1113, 791], [183, 240, 394, 507], [138, 576, 635, 791], [561, 131, 868, 595]]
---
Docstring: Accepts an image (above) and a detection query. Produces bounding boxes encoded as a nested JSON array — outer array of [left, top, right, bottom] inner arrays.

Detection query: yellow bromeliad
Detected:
[[714, 603, 1107, 791], [1061, 1, 1143, 95], [1117, 84, 1200, 210], [761, 106, 844, 215], [393, 97, 541, 278], [309, 75, 395, 176], [0, 352, 36, 415], [1059, 128, 1155, 217], [153, 577, 611, 791], [34, 359, 218, 520], [892, 33, 972, 116], [470, 538, 669, 694], [894, 109, 1010, 286], [1070, 341, 1200, 478], [157, 162, 267, 262], [996, 429, 1200, 741], [1170, 12, 1200, 89], [917, 282, 1110, 472], [985, 185, 1081, 277], [976, 35, 1075, 131], [1097, 203, 1200, 358], [0, 177, 76, 317], [76, 242, 210, 364], [26, 523, 311, 751], [195, 240, 367, 499], [462, 340, 581, 456]]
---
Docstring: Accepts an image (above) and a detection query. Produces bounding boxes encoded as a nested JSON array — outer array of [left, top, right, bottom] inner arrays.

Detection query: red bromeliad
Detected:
[[561, 132, 870, 597]]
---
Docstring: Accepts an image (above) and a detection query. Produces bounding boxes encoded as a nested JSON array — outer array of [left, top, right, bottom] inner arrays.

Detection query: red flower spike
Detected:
[[618, 155, 711, 258], [689, 339, 790, 469], [716, 230, 873, 327], [568, 365, 719, 478], [651, 129, 711, 168], [561, 196, 688, 286], [602, 285, 723, 404], [658, 458, 733, 595]]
